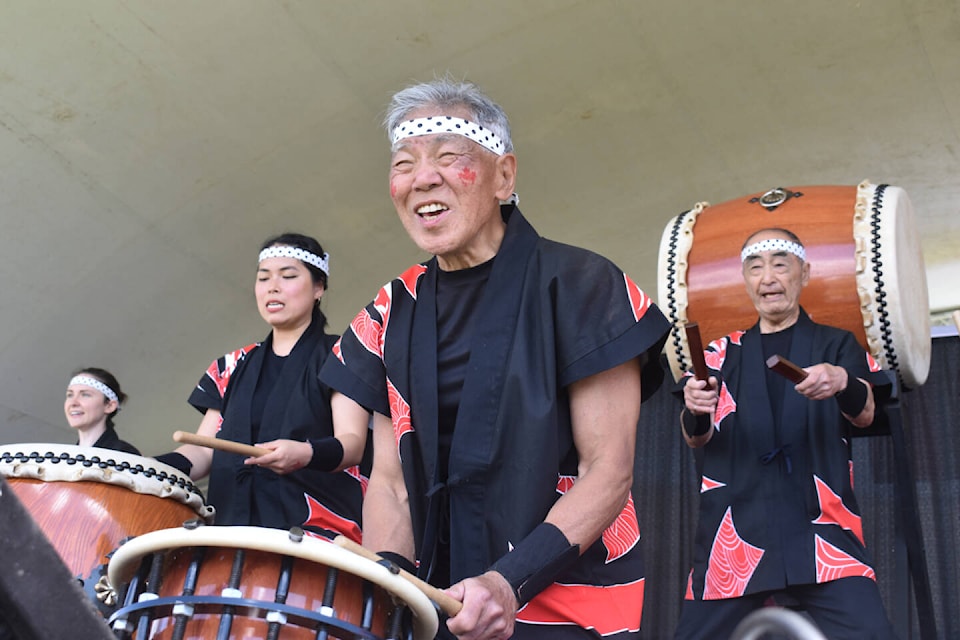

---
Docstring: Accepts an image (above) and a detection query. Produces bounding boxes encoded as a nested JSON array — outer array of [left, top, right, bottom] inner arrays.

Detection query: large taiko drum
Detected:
[[106, 525, 439, 640], [658, 180, 930, 387], [0, 444, 214, 589]]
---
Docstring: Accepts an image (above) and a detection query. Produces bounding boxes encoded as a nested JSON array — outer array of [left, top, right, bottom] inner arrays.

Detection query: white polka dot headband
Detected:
[[741, 238, 806, 263], [69, 375, 120, 405], [391, 116, 506, 156], [258, 246, 329, 276]]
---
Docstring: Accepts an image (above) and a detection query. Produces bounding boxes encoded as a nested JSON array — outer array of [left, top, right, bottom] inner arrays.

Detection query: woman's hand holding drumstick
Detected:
[[172, 431, 326, 477], [332, 535, 463, 617], [173, 430, 270, 457]]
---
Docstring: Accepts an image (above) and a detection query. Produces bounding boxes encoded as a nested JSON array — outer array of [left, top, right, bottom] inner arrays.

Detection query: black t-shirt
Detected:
[[250, 348, 287, 443], [761, 324, 795, 429], [433, 258, 493, 585]]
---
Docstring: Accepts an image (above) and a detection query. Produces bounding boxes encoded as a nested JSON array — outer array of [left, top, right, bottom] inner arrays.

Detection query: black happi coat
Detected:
[[321, 206, 670, 636], [88, 427, 140, 456], [189, 317, 364, 540], [680, 309, 889, 600]]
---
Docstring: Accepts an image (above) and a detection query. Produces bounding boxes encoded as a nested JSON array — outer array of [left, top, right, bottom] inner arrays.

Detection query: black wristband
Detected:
[[376, 550, 417, 575], [307, 437, 344, 471], [489, 522, 580, 607], [155, 452, 193, 476], [836, 372, 868, 416], [681, 408, 712, 437]]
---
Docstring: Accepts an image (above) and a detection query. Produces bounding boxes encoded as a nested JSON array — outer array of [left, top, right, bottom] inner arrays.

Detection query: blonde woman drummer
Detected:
[[65, 366, 140, 455], [156, 233, 368, 542]]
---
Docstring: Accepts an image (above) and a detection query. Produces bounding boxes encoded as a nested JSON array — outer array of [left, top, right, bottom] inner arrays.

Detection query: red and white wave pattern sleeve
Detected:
[[343, 465, 368, 495], [714, 381, 737, 431], [811, 475, 864, 544], [556, 475, 576, 494], [815, 535, 875, 583], [703, 507, 765, 600], [343, 265, 425, 365], [517, 579, 645, 636], [601, 493, 641, 563], [205, 344, 256, 398], [302, 494, 362, 544], [704, 337, 729, 371], [700, 475, 726, 493], [387, 377, 413, 446], [624, 274, 653, 321], [398, 264, 427, 299], [515, 476, 645, 633], [347, 307, 384, 360], [705, 330, 745, 369], [555, 476, 639, 563]]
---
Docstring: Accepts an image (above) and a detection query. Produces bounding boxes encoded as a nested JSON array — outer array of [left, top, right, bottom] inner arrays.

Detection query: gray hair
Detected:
[[741, 227, 805, 251], [383, 77, 514, 154]]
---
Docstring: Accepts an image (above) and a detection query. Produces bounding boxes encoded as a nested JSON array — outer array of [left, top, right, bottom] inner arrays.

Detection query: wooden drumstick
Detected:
[[952, 310, 960, 336], [172, 430, 270, 457], [684, 322, 712, 386], [765, 354, 809, 384], [332, 535, 463, 617]]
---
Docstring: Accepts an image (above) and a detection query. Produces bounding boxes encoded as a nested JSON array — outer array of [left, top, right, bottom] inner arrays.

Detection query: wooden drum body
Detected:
[[107, 526, 439, 640], [0, 444, 213, 588], [658, 181, 930, 386]]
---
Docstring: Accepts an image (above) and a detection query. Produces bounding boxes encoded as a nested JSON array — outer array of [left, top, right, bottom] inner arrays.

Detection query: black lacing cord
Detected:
[[869, 184, 898, 371], [665, 210, 692, 374], [0, 449, 204, 500]]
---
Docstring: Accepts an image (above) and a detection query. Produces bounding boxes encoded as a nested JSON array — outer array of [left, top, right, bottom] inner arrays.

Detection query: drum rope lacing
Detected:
[[0, 449, 204, 500], [869, 184, 899, 372], [665, 210, 692, 374]]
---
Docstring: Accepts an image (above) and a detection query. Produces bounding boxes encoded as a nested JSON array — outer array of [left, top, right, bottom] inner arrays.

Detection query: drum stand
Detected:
[[855, 371, 938, 640], [0, 476, 114, 640]]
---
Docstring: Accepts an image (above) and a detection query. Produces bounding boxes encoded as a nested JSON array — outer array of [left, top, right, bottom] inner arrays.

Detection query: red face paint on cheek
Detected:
[[390, 181, 398, 197], [458, 167, 477, 185]]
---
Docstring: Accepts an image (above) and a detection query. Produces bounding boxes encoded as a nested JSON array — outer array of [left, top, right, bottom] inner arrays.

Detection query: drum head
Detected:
[[108, 525, 439, 640], [854, 183, 930, 387], [0, 443, 211, 517]]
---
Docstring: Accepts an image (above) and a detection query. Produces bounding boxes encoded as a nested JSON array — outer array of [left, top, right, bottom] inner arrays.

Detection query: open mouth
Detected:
[[417, 203, 448, 218]]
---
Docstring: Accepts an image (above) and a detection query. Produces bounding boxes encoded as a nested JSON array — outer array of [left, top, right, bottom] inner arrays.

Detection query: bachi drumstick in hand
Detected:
[[173, 430, 270, 457], [684, 322, 711, 385], [333, 535, 463, 617], [765, 354, 809, 384]]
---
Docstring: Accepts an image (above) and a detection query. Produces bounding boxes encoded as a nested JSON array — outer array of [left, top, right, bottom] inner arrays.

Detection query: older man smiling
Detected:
[[321, 78, 670, 640]]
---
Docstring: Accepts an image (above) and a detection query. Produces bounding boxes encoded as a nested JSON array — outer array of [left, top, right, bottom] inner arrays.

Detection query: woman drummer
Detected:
[[65, 367, 140, 454], [156, 233, 368, 541]]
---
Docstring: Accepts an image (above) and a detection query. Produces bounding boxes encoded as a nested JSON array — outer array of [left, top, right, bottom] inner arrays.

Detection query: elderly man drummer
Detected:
[[674, 227, 896, 640], [321, 78, 670, 639]]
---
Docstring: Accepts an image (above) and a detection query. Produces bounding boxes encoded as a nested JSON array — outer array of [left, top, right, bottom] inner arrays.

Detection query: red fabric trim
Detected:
[[303, 494, 362, 543], [516, 579, 644, 636]]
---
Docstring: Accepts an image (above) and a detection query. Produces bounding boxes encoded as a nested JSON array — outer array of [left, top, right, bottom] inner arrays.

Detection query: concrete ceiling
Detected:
[[2, 0, 958, 455]]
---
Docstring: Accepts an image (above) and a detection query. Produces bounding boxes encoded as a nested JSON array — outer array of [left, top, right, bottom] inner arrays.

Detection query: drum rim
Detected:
[[0, 443, 213, 519], [854, 181, 931, 386], [657, 204, 705, 381], [107, 525, 439, 640]]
